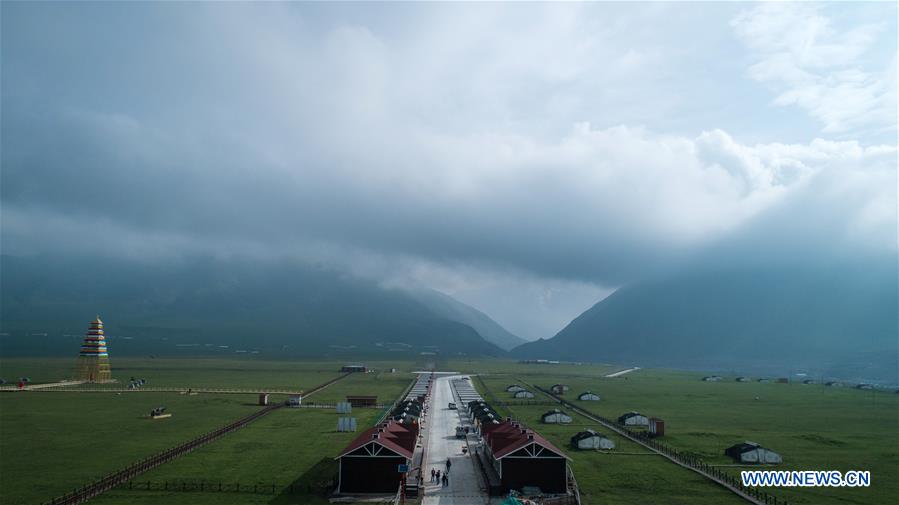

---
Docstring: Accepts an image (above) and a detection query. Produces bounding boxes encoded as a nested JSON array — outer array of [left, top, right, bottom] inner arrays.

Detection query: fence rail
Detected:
[[41, 373, 351, 505], [527, 382, 788, 505], [10, 387, 308, 395], [117, 478, 335, 495]]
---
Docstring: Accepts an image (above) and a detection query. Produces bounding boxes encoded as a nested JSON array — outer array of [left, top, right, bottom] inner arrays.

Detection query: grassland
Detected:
[[1, 357, 346, 391], [90, 408, 387, 505], [0, 358, 414, 505], [475, 366, 899, 505], [0, 392, 258, 505], [2, 357, 896, 505]]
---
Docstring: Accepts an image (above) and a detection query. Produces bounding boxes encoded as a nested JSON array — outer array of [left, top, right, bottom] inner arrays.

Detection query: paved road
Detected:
[[421, 375, 496, 505], [605, 366, 641, 378]]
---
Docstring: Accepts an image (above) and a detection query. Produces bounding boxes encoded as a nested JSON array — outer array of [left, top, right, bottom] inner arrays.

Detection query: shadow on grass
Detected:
[[269, 457, 337, 505]]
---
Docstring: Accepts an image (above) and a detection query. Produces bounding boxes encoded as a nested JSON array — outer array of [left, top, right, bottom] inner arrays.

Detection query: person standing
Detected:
[[431, 468, 436, 483]]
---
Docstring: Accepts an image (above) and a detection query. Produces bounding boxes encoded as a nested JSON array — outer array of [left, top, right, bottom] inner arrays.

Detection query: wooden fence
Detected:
[[116, 478, 335, 495], [40, 372, 351, 505], [530, 383, 789, 505]]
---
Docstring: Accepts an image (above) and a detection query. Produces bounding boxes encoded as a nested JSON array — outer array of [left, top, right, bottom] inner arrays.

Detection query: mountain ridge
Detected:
[[0, 254, 508, 358], [512, 261, 897, 381]]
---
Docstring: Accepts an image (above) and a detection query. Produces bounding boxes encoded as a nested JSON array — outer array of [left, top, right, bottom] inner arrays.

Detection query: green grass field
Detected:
[[475, 366, 899, 505], [1, 357, 896, 505], [90, 408, 388, 505], [1, 357, 348, 391], [0, 392, 257, 505], [0, 358, 412, 505]]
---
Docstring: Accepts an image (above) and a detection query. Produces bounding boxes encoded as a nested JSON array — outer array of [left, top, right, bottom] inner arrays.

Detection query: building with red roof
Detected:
[[482, 418, 570, 494], [335, 419, 419, 493]]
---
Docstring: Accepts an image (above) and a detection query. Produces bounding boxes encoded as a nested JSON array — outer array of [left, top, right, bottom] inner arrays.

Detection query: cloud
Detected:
[[731, 2, 897, 136], [1, 2, 895, 337], [5, 104, 891, 283]]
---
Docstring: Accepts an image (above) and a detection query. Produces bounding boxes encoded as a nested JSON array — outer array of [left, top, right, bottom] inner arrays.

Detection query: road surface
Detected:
[[421, 375, 496, 505], [605, 367, 641, 378]]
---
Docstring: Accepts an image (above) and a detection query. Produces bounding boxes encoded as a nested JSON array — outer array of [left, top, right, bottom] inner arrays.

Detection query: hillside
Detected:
[[0, 255, 506, 358], [512, 262, 897, 381], [411, 288, 526, 350]]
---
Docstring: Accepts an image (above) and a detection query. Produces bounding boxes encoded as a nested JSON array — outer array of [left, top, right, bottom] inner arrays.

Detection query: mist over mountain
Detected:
[[0, 255, 507, 358], [410, 289, 527, 351], [513, 259, 898, 382]]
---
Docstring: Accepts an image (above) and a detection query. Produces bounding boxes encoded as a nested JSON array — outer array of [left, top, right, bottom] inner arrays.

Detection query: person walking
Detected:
[[436, 469, 441, 483], [446, 458, 452, 474], [442, 473, 449, 487]]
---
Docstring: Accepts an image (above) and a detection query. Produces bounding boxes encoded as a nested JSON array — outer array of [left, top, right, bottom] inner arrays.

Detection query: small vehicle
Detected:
[[448, 402, 457, 410], [455, 426, 466, 439]]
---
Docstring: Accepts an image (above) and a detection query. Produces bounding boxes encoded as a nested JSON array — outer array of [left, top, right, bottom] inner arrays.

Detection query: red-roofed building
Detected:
[[482, 419, 570, 494], [335, 419, 419, 493]]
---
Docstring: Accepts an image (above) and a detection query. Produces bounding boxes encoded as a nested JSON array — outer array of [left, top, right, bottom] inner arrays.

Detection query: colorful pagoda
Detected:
[[75, 315, 112, 382]]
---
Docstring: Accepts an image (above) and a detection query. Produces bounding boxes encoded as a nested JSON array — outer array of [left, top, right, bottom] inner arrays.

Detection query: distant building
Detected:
[[855, 383, 874, 390], [550, 384, 570, 394], [469, 401, 500, 428], [757, 378, 771, 383], [347, 395, 377, 408], [541, 409, 572, 424], [702, 376, 722, 382], [341, 364, 367, 373], [513, 390, 535, 399], [802, 379, 816, 385], [725, 441, 782, 464], [825, 381, 843, 387], [570, 429, 615, 450], [617, 411, 649, 427], [735, 377, 750, 382], [74, 315, 112, 382], [389, 398, 423, 423], [776, 378, 789, 384], [648, 418, 665, 437], [577, 391, 600, 401], [258, 393, 269, 406], [287, 395, 302, 407], [506, 385, 525, 393]]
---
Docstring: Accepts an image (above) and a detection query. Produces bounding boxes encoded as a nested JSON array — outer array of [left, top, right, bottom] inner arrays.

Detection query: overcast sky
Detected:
[[2, 2, 896, 339]]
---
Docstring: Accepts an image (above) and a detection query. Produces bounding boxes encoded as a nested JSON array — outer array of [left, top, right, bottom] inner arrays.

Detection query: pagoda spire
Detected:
[[74, 315, 112, 382]]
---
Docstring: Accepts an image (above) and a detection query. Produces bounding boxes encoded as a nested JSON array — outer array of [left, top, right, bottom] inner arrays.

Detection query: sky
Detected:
[[2, 2, 896, 339]]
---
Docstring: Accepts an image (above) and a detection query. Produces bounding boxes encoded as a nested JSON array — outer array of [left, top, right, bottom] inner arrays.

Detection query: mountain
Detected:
[[0, 255, 505, 358], [512, 262, 897, 381], [410, 288, 526, 351]]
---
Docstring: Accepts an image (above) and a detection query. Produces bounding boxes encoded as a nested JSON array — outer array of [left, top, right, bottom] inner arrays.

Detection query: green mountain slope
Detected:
[[411, 288, 526, 351], [0, 255, 505, 358], [512, 262, 897, 381]]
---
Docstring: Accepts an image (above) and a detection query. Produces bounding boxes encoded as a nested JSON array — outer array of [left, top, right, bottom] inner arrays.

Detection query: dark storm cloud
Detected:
[[1, 2, 896, 336]]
